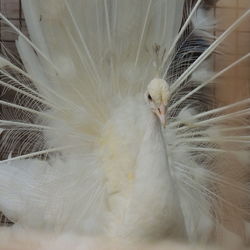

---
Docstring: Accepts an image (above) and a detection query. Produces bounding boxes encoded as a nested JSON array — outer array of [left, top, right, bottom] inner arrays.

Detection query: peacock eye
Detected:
[[148, 94, 152, 101]]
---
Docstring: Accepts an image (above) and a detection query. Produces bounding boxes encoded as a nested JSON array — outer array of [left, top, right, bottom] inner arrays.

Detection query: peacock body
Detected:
[[0, 0, 249, 246]]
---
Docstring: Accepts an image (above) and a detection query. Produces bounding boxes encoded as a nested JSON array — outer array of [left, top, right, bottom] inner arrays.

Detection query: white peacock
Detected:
[[0, 0, 249, 246]]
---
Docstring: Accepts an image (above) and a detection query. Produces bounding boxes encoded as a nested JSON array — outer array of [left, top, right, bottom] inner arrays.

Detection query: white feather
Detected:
[[0, 0, 249, 247]]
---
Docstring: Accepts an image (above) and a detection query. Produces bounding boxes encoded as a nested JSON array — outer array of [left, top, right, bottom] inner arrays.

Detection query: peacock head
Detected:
[[145, 78, 170, 127]]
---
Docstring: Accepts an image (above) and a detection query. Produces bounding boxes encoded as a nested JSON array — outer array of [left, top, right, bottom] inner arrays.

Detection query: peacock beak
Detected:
[[155, 104, 167, 127]]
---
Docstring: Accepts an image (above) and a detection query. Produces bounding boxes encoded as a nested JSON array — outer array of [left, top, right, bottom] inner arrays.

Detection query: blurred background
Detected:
[[215, 0, 249, 105]]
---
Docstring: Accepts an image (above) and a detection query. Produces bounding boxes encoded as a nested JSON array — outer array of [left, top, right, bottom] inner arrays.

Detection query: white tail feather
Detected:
[[0, 0, 249, 247]]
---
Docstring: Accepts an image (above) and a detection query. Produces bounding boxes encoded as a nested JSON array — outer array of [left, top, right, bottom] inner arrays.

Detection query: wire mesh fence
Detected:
[[0, 0, 27, 57], [0, 0, 25, 226]]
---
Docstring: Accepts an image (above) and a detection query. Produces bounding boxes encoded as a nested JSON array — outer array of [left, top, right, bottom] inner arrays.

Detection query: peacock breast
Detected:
[[98, 97, 148, 209]]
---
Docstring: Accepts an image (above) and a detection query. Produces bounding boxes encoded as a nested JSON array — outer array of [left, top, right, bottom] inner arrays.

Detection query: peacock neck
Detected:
[[146, 110, 163, 136], [135, 109, 170, 187], [117, 108, 187, 240]]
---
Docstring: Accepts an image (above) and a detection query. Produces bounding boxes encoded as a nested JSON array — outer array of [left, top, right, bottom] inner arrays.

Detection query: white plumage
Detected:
[[0, 0, 249, 247]]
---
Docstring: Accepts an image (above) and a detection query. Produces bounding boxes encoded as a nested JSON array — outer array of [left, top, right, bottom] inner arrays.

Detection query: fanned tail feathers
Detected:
[[0, 0, 249, 245]]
